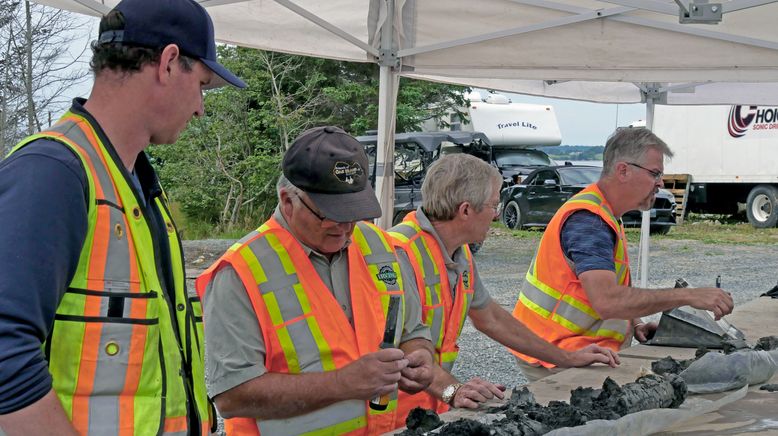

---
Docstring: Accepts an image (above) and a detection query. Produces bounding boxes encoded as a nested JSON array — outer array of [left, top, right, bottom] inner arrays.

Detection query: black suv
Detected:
[[357, 131, 491, 225]]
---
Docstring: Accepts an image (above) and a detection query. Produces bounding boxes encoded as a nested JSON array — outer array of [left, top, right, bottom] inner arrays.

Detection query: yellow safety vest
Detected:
[[10, 110, 212, 435]]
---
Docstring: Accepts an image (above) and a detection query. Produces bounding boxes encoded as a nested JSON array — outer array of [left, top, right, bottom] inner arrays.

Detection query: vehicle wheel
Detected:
[[392, 210, 412, 226], [746, 185, 778, 228], [650, 225, 671, 235], [501, 201, 524, 230], [468, 243, 481, 254]]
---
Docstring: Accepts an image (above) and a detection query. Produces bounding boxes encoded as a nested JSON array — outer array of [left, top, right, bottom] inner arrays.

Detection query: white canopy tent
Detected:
[[35, 0, 778, 284]]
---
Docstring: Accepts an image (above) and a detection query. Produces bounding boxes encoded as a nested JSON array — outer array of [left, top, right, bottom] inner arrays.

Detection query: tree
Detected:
[[150, 46, 468, 235], [0, 0, 90, 154]]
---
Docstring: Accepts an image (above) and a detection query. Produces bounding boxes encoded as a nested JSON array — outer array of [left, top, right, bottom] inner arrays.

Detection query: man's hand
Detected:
[[564, 344, 620, 368], [451, 378, 506, 409], [336, 348, 408, 400], [686, 287, 734, 320], [634, 321, 658, 343], [398, 348, 434, 394]]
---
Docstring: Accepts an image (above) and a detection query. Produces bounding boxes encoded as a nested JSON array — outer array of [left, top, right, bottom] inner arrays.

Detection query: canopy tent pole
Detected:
[[375, 67, 399, 229], [637, 88, 657, 288], [373, 0, 399, 229]]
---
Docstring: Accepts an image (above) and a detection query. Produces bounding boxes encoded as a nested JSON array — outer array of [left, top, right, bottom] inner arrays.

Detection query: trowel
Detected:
[[645, 278, 747, 349]]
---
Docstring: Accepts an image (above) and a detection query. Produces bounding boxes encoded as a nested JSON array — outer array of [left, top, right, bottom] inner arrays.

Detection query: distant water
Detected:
[[556, 160, 603, 167]]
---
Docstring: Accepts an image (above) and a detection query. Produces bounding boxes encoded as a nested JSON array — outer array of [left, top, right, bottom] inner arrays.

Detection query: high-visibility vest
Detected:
[[511, 184, 632, 368], [8, 111, 212, 435], [388, 211, 474, 426], [196, 218, 406, 436]]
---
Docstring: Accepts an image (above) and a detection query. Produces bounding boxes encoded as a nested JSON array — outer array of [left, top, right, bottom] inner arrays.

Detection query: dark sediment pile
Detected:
[[754, 335, 778, 351], [404, 408, 443, 434], [759, 383, 778, 392], [401, 374, 687, 435], [651, 335, 778, 377]]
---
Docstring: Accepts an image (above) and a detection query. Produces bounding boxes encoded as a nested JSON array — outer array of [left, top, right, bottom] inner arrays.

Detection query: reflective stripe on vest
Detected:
[[388, 212, 473, 372], [388, 211, 474, 426], [197, 219, 404, 436], [517, 186, 630, 343], [10, 112, 210, 435]]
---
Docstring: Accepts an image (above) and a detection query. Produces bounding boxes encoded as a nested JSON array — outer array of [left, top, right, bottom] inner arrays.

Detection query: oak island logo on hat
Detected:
[[98, 0, 246, 89], [283, 126, 382, 223], [333, 161, 364, 185], [376, 265, 398, 286]]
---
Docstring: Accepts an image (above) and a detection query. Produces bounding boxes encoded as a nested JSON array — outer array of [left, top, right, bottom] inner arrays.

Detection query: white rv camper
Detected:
[[456, 92, 562, 147], [647, 105, 778, 228]]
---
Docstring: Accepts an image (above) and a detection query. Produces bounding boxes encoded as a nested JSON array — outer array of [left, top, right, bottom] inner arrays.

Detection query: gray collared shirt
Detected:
[[202, 207, 430, 396], [403, 208, 492, 309]]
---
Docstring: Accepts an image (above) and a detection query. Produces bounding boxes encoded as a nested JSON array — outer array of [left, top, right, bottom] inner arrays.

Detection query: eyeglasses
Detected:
[[626, 162, 663, 181], [294, 193, 327, 221], [484, 201, 502, 215]]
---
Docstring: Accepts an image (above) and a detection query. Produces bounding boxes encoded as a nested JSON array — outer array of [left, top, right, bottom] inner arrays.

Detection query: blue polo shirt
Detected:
[[0, 99, 174, 414], [560, 210, 618, 275]]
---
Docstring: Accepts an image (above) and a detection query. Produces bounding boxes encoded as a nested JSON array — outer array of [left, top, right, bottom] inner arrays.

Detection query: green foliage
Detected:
[[152, 46, 467, 236]]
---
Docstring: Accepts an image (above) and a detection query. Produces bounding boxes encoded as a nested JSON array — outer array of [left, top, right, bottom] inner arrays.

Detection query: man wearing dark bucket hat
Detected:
[[0, 0, 244, 434], [196, 126, 436, 435]]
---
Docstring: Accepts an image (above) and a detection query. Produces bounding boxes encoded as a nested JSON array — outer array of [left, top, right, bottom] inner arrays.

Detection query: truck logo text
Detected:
[[496, 121, 537, 130], [728, 105, 778, 138]]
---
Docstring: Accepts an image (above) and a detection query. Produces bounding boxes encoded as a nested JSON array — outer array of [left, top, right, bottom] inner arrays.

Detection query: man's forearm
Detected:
[[0, 390, 77, 436], [470, 302, 573, 367], [214, 371, 345, 420], [592, 285, 694, 320], [424, 364, 458, 400]]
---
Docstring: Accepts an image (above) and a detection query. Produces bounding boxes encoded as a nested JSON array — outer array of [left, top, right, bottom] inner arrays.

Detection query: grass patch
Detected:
[[168, 202, 256, 240], [492, 215, 778, 245]]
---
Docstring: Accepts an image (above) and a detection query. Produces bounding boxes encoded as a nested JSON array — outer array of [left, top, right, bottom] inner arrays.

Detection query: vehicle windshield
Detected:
[[494, 149, 552, 167], [558, 167, 602, 185]]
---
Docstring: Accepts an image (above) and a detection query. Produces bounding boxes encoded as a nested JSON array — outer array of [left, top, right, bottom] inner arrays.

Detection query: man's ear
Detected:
[[458, 201, 471, 219], [156, 44, 181, 83], [615, 161, 630, 180]]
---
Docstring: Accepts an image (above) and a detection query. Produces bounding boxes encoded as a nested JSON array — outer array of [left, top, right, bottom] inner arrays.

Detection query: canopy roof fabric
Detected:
[[37, 0, 778, 104]]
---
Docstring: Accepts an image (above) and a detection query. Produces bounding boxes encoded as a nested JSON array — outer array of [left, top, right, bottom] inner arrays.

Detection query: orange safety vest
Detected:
[[196, 218, 405, 436], [8, 110, 212, 435], [388, 211, 474, 426], [511, 184, 632, 368]]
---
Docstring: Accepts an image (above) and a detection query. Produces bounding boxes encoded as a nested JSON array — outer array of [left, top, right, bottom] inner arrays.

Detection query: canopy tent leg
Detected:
[[374, 67, 399, 229], [637, 94, 656, 288]]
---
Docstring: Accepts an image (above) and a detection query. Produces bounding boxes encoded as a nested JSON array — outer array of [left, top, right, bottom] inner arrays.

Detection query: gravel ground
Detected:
[[182, 227, 778, 422], [451, 228, 778, 389]]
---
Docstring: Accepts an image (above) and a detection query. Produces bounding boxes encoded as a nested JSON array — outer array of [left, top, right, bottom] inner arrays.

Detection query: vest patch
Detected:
[[376, 265, 398, 285], [462, 270, 470, 289]]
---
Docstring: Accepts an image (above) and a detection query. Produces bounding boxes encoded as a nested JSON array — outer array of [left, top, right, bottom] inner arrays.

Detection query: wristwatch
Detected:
[[441, 383, 463, 405]]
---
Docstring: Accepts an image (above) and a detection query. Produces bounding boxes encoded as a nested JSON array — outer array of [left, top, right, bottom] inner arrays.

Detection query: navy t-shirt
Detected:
[[560, 210, 618, 275], [0, 100, 174, 414], [0, 139, 88, 413]]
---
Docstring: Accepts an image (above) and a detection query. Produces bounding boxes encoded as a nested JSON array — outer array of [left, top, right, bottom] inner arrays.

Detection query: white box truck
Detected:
[[649, 104, 778, 228]]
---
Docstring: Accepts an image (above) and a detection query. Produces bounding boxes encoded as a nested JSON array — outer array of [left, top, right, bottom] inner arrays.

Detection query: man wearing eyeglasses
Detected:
[[195, 126, 435, 435], [510, 127, 734, 382], [389, 154, 620, 422]]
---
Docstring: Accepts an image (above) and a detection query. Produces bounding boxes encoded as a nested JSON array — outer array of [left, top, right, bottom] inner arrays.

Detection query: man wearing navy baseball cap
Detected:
[[0, 0, 243, 434], [195, 127, 436, 435]]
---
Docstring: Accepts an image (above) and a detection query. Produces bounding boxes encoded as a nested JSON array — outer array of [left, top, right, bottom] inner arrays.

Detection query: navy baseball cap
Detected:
[[97, 0, 246, 89]]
